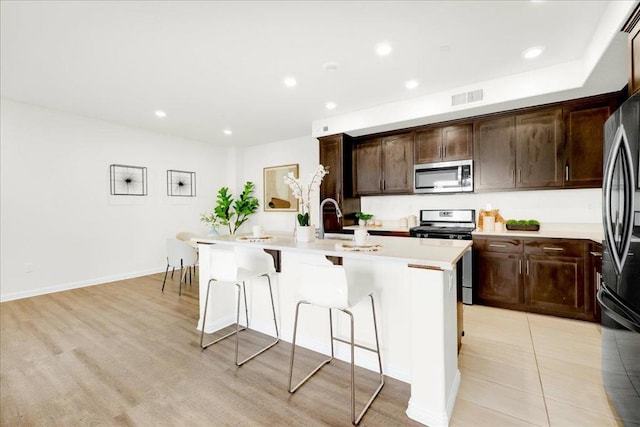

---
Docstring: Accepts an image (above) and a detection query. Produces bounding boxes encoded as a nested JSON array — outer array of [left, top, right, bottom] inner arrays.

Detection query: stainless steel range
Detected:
[[410, 209, 475, 304]]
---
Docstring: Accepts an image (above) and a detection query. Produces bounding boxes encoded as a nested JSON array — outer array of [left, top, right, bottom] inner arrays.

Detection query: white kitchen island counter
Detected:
[[194, 233, 471, 427]]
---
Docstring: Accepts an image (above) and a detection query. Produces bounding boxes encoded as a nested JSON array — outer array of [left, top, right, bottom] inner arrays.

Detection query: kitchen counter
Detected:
[[342, 224, 411, 234], [194, 232, 470, 426], [472, 222, 603, 242]]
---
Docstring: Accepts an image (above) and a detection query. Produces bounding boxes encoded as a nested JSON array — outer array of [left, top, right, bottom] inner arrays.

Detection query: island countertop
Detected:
[[194, 232, 471, 271]]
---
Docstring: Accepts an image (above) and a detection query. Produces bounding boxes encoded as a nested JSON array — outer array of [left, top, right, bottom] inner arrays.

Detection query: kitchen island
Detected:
[[194, 233, 471, 427]]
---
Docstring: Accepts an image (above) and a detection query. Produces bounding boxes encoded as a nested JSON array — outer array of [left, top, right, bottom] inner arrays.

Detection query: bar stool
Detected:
[[288, 262, 384, 425], [200, 246, 279, 366]]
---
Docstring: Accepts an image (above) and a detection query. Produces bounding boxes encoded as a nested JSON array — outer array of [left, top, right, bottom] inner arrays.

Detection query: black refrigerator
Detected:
[[600, 91, 640, 426]]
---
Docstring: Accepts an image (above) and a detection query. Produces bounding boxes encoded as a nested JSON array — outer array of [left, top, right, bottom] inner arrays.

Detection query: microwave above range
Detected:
[[414, 159, 473, 194]]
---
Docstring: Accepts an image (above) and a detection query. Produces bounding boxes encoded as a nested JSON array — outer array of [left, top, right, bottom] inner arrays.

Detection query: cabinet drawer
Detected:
[[525, 239, 585, 257], [473, 237, 523, 253]]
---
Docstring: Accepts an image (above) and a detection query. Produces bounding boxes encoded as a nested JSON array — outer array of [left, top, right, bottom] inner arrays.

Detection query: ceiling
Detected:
[[0, 1, 635, 147]]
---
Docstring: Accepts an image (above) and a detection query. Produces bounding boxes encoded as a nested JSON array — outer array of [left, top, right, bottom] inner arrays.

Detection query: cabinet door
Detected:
[[382, 133, 413, 193], [319, 135, 343, 203], [414, 128, 442, 164], [475, 251, 524, 306], [564, 104, 611, 188], [515, 108, 563, 188], [473, 116, 516, 191], [525, 254, 585, 316], [442, 124, 472, 161], [354, 138, 382, 195]]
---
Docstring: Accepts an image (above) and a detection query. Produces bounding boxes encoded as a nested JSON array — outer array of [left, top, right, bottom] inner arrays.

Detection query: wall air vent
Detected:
[[451, 93, 467, 106], [451, 89, 484, 107]]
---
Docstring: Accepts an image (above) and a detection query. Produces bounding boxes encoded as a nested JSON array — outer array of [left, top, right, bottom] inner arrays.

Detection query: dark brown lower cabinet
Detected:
[[474, 236, 595, 321]]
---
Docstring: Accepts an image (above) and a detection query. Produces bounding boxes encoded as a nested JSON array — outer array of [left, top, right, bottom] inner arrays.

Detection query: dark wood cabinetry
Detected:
[[414, 124, 472, 164], [563, 96, 616, 188], [318, 134, 360, 233], [473, 116, 516, 191], [474, 95, 617, 192], [354, 132, 413, 195], [624, 4, 640, 96], [515, 108, 564, 188], [474, 236, 594, 321]]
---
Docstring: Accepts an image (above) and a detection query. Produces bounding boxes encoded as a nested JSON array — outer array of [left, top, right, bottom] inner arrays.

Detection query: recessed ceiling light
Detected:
[[522, 46, 544, 59], [375, 42, 392, 56], [405, 79, 419, 89], [283, 76, 297, 87], [325, 102, 337, 110], [223, 129, 232, 135], [154, 110, 167, 118], [323, 61, 339, 72]]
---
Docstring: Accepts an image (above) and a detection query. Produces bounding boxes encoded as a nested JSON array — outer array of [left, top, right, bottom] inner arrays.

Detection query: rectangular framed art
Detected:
[[263, 164, 298, 212], [167, 170, 196, 197], [109, 164, 147, 196]]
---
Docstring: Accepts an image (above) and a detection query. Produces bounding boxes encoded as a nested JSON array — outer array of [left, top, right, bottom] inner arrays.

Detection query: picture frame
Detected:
[[110, 164, 147, 196], [263, 164, 299, 212], [167, 170, 196, 197]]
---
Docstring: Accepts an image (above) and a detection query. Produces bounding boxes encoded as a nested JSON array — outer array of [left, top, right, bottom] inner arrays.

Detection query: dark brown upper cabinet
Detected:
[[623, 3, 640, 96], [414, 124, 472, 164], [515, 108, 564, 189], [354, 132, 413, 195], [473, 116, 517, 191], [563, 96, 617, 188], [474, 108, 564, 191]]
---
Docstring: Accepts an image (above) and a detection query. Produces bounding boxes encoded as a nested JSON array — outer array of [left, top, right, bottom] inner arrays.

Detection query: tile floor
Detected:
[[451, 305, 623, 426]]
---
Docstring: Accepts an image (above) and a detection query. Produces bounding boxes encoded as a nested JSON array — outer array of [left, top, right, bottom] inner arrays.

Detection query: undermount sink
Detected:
[[322, 233, 353, 241]]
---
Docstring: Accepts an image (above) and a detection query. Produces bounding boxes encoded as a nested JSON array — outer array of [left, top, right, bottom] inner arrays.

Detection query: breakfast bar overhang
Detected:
[[194, 233, 471, 427]]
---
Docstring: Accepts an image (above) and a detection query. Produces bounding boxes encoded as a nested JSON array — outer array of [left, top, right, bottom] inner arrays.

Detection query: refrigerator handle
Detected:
[[603, 124, 635, 276], [597, 286, 640, 333]]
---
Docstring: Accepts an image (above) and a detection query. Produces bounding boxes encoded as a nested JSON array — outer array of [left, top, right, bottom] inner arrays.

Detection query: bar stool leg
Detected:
[[288, 303, 334, 393], [235, 274, 280, 366], [200, 279, 247, 350]]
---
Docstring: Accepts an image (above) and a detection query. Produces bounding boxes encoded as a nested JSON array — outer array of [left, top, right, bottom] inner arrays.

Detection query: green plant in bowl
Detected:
[[356, 212, 374, 221]]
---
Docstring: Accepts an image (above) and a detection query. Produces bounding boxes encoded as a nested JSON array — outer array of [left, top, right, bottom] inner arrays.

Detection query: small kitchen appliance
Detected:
[[410, 209, 475, 304]]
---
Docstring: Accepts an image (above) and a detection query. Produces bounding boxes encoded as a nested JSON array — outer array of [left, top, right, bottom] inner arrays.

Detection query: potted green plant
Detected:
[[355, 212, 374, 227], [201, 182, 259, 235]]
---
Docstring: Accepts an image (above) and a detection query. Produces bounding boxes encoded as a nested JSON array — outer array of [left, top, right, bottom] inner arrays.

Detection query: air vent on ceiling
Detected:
[[451, 89, 484, 106]]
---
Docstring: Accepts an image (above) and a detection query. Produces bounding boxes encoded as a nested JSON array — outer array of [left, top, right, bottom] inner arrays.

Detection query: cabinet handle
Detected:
[[526, 260, 529, 275], [565, 165, 569, 181], [519, 259, 522, 274], [443, 146, 447, 158], [543, 247, 564, 251], [489, 244, 507, 248], [518, 169, 522, 183], [439, 146, 442, 159]]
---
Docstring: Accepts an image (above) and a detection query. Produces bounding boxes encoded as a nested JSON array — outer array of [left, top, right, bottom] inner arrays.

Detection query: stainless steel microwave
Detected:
[[414, 159, 473, 194]]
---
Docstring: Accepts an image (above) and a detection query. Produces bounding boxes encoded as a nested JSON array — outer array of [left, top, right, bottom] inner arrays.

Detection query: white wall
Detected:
[[361, 189, 602, 225], [0, 99, 229, 301], [235, 135, 319, 233]]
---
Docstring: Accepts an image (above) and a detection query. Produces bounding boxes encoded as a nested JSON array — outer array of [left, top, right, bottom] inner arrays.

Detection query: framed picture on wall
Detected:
[[109, 164, 148, 196], [167, 170, 196, 197], [263, 164, 298, 212]]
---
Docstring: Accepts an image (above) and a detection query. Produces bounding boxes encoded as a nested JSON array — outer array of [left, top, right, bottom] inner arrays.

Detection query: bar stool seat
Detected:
[[288, 261, 384, 425], [200, 246, 279, 366]]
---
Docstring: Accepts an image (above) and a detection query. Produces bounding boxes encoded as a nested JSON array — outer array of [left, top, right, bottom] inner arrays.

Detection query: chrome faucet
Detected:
[[318, 198, 343, 239]]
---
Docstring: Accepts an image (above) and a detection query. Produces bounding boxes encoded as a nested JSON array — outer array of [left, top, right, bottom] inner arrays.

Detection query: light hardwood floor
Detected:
[[0, 273, 622, 426]]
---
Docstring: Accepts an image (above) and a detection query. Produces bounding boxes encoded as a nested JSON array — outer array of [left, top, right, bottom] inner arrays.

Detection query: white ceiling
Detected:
[[0, 1, 636, 147]]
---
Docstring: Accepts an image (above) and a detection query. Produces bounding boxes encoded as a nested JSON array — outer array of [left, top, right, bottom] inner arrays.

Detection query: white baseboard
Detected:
[[0, 266, 166, 302]]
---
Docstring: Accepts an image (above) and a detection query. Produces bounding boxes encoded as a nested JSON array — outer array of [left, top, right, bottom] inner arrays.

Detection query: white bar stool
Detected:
[[200, 246, 279, 366], [288, 261, 384, 425]]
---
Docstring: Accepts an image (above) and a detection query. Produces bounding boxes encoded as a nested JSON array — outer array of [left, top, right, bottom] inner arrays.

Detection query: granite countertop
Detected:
[[472, 222, 603, 242], [194, 232, 471, 271]]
